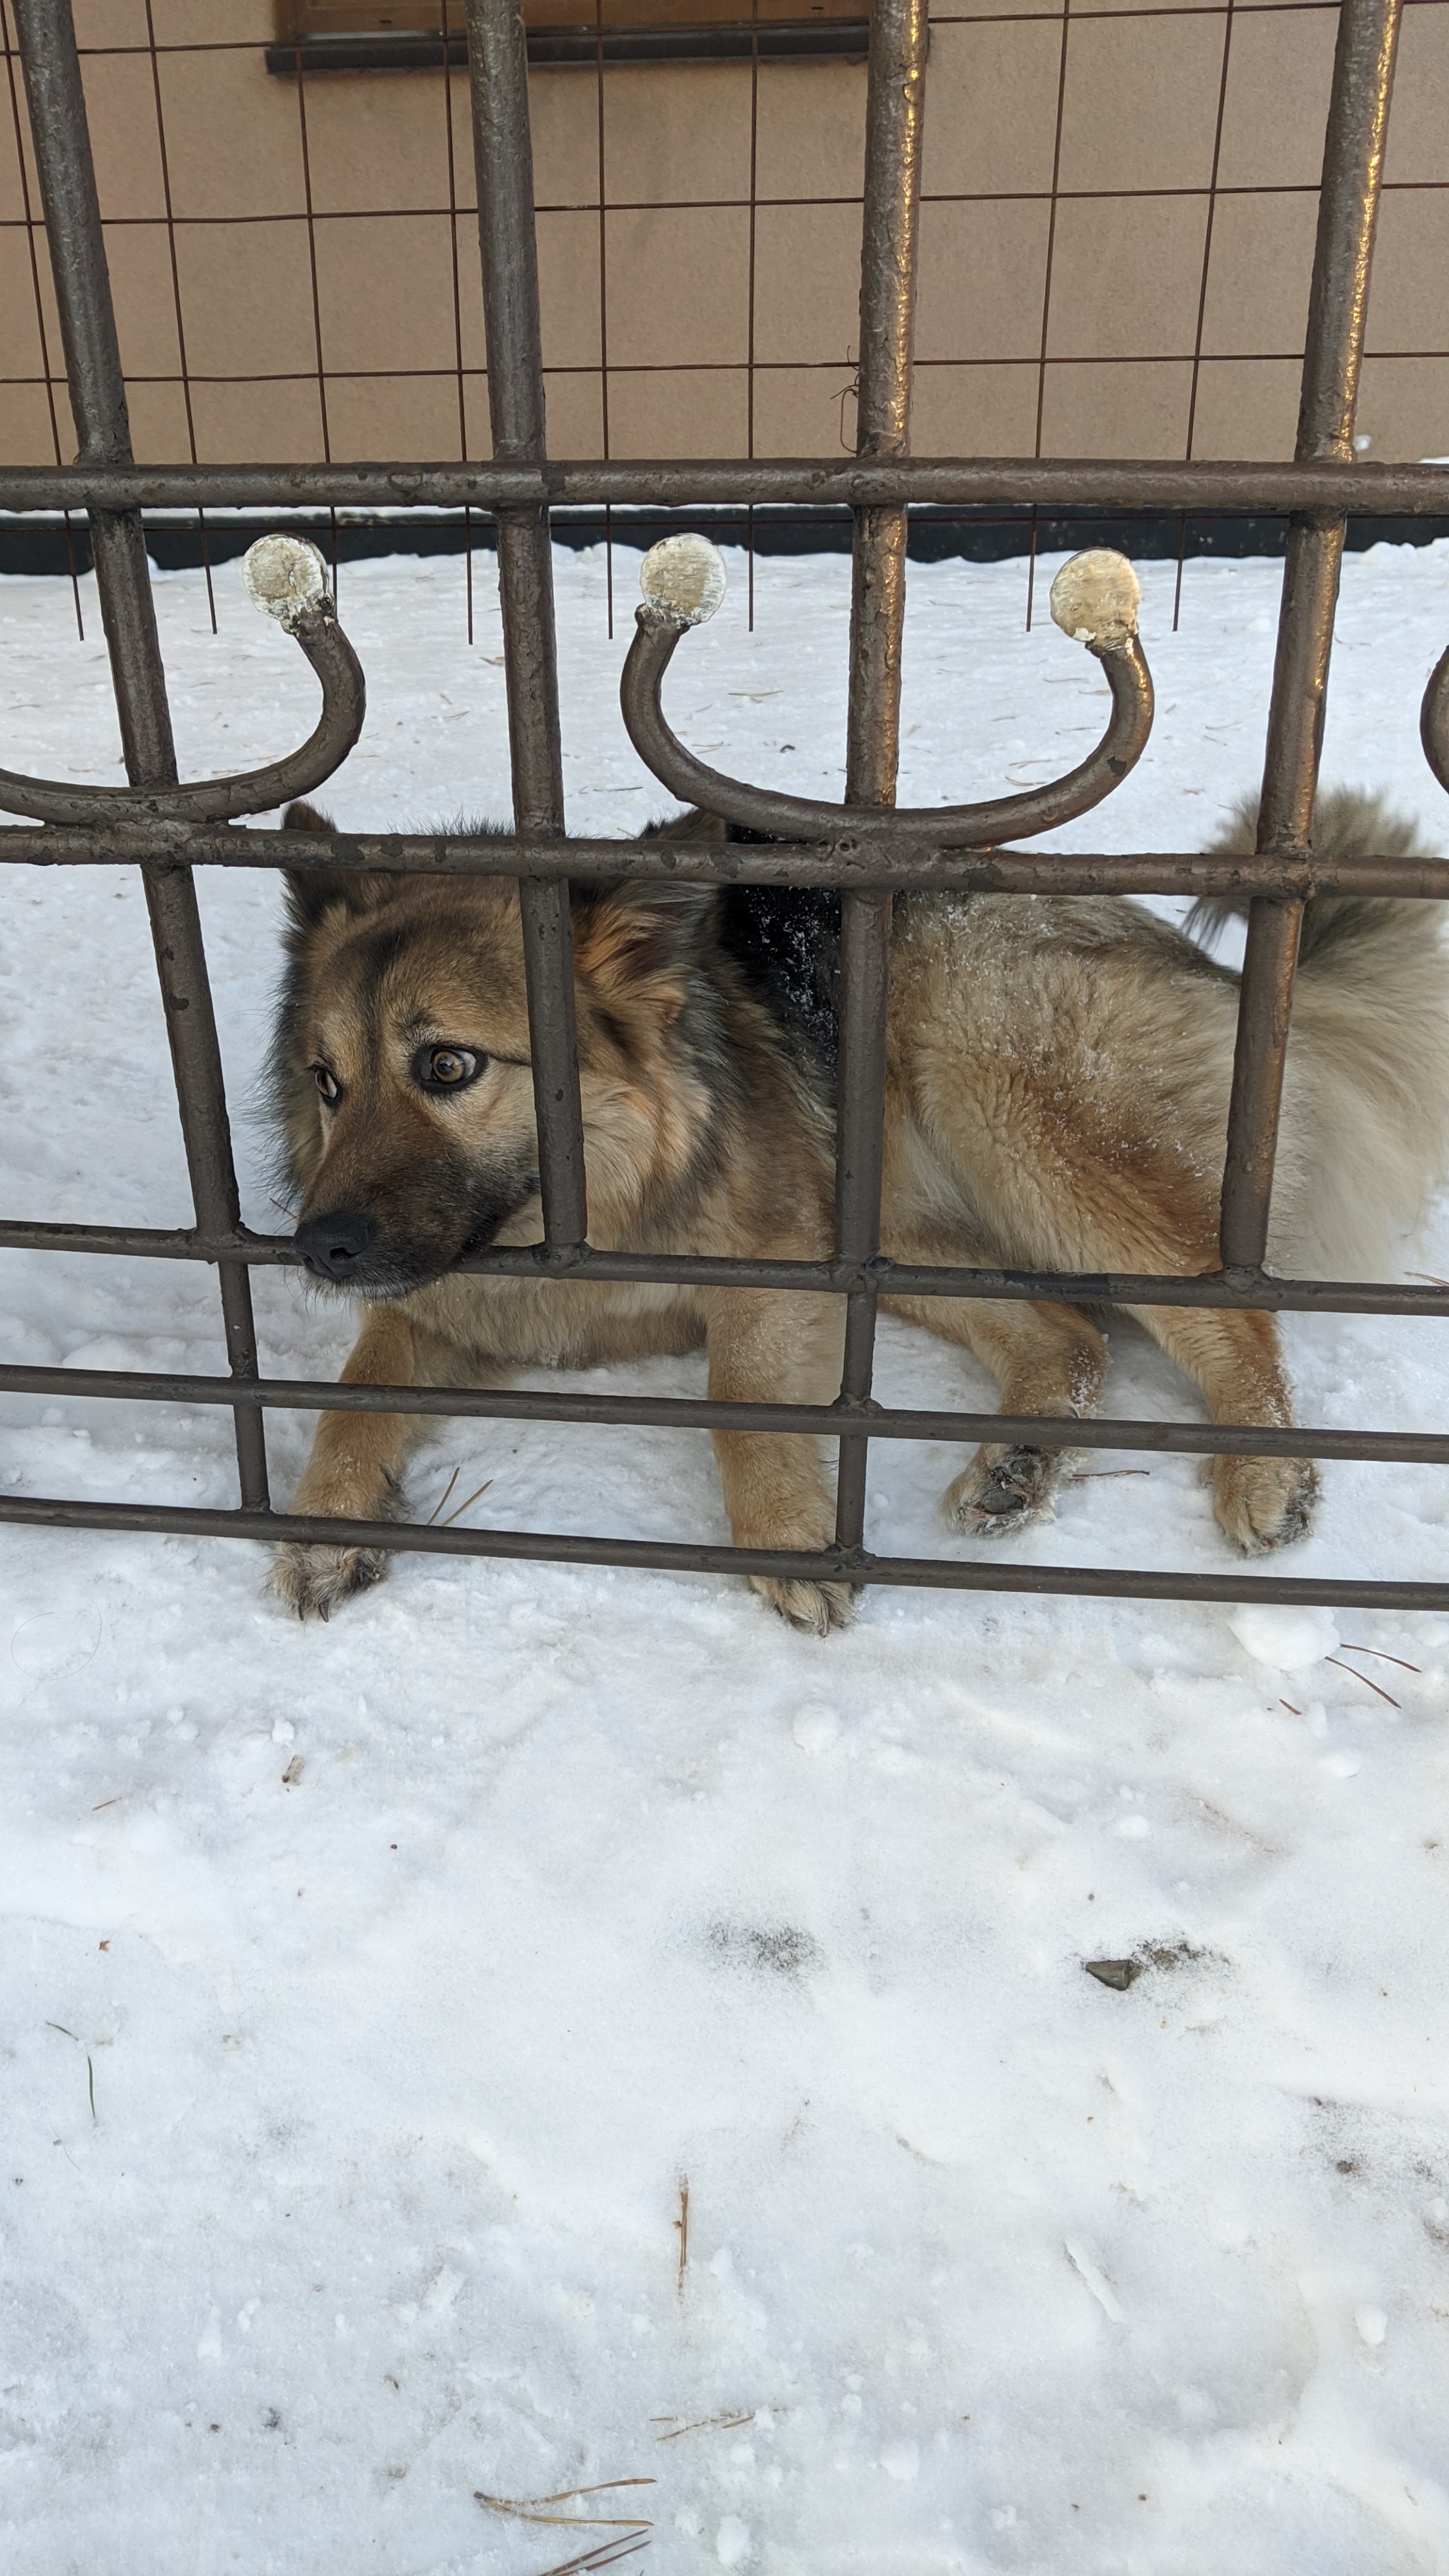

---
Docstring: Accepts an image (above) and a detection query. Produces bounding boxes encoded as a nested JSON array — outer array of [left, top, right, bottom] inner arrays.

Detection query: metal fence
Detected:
[[2, 0, 1449, 1613]]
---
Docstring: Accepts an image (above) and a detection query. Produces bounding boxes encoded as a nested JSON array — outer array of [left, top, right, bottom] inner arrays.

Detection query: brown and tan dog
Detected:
[[270, 790, 1449, 1627]]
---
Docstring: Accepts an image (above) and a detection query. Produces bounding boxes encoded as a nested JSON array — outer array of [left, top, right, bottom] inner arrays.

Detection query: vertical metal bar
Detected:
[[13, 0, 269, 1510], [1220, 0, 1401, 1271], [466, 0, 587, 1255], [833, 0, 926, 1555]]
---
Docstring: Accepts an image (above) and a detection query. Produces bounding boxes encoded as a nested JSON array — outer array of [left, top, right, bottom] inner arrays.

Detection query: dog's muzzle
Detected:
[[293, 1208, 375, 1282]]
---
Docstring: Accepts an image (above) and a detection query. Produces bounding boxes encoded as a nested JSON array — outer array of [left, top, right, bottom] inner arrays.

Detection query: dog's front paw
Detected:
[[944, 1442, 1063, 1535], [1211, 1453, 1320, 1554], [271, 1540, 390, 1621], [752, 1574, 855, 1636]]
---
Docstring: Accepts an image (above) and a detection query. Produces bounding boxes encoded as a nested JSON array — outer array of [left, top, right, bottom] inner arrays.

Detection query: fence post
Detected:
[[1219, 0, 1402, 1271], [833, 0, 928, 1559], [12, 0, 270, 1510], [465, 0, 588, 1259]]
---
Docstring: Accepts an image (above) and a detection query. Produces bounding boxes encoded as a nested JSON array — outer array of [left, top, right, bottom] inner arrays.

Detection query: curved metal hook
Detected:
[[1421, 639, 1449, 802], [0, 536, 364, 826], [619, 534, 1153, 846]]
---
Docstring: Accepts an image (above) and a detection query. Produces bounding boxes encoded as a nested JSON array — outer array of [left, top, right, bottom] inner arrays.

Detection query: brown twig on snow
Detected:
[[1325, 1655, 1400, 1709], [675, 2178, 689, 2295], [1337, 1641, 1421, 1675], [653, 2412, 755, 2442]]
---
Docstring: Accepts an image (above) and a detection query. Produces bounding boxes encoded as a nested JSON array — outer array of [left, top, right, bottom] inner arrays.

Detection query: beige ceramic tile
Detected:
[[1056, 15, 1228, 195], [297, 66, 454, 213], [151, 46, 307, 220], [1037, 357, 1194, 456], [603, 204, 750, 368], [83, 50, 167, 220], [1044, 196, 1210, 362], [751, 360, 858, 454], [542, 368, 602, 454], [71, 0, 151, 47], [530, 65, 606, 208], [321, 371, 468, 457], [1356, 354, 1449, 461], [146, 0, 273, 39], [751, 58, 867, 200], [604, 364, 748, 455], [0, 219, 59, 381], [107, 224, 189, 377], [536, 207, 604, 371], [923, 20, 1069, 200], [911, 359, 1040, 454], [1198, 194, 1318, 359], [1384, 6, 1449, 187], [0, 380, 69, 464], [125, 378, 197, 462], [751, 201, 861, 367], [1366, 192, 1449, 357], [917, 199, 1051, 364], [1186, 355, 1303, 458], [311, 212, 461, 371], [172, 217, 325, 377], [187, 375, 327, 461], [1213, 7, 1337, 192], [927, 0, 1067, 24], [601, 62, 753, 206]]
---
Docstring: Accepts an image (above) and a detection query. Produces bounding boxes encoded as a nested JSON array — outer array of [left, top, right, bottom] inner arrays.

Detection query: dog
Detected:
[[267, 789, 1449, 1627]]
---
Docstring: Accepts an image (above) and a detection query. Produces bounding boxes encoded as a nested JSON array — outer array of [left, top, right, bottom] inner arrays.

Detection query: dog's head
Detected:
[[271, 804, 720, 1298]]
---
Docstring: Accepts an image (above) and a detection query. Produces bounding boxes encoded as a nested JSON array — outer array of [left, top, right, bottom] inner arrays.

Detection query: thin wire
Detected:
[[441, 0, 474, 642], [143, 0, 215, 633], [1174, 0, 1238, 630], [290, 37, 337, 603], [595, 0, 613, 637], [0, 0, 83, 637], [746, 0, 761, 633], [1026, 0, 1073, 632]]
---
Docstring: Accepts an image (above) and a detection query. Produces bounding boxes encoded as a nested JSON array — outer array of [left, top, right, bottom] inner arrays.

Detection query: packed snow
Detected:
[[4, 533, 1449, 2574]]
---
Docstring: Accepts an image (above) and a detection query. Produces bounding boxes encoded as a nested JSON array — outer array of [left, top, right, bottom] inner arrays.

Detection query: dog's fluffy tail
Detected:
[[1194, 787, 1449, 1277]]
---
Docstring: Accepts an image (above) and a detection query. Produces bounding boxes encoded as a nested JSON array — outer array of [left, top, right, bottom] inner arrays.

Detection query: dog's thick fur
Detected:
[[269, 787, 1449, 1627]]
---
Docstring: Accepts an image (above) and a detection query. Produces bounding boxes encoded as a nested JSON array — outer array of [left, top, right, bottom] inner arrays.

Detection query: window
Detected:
[[269, 0, 870, 71]]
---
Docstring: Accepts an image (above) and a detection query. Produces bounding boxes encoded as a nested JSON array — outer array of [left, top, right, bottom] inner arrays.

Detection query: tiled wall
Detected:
[[1, 0, 1445, 466]]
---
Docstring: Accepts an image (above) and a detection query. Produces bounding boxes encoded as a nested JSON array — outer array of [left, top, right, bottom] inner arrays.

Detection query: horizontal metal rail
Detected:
[[5, 1225, 1449, 1316], [4, 1357, 1449, 1465], [1, 826, 1447, 901], [5, 1489, 1449, 1613], [0, 460, 1446, 514]]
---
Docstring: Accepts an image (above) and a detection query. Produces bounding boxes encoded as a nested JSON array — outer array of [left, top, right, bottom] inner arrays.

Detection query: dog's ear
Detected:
[[280, 799, 393, 940], [638, 806, 731, 845], [572, 881, 717, 1029]]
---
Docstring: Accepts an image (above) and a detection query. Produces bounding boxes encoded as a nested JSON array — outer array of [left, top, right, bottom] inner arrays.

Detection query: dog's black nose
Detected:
[[294, 1209, 374, 1281]]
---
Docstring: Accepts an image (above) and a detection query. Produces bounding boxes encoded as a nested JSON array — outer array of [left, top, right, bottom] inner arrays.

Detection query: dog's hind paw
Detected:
[[945, 1443, 1062, 1536], [1211, 1453, 1320, 1554], [271, 1540, 389, 1621], [753, 1574, 855, 1636]]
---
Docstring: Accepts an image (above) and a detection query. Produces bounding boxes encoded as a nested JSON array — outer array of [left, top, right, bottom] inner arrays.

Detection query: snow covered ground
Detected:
[[4, 534, 1449, 2574]]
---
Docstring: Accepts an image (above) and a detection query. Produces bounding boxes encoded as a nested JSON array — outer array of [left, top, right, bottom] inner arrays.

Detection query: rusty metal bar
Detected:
[[5, 1216, 1449, 1317], [1220, 0, 1402, 1271], [618, 579, 1153, 845], [1, 461, 1446, 512], [466, 0, 587, 1258], [1, 825, 1447, 901], [4, 1490, 1449, 1615], [8, 1355, 1449, 1468], [832, 0, 928, 1557], [11, 0, 269, 1511]]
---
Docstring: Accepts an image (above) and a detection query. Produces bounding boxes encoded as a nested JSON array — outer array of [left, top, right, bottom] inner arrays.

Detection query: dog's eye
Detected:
[[311, 1063, 340, 1104], [417, 1045, 482, 1092]]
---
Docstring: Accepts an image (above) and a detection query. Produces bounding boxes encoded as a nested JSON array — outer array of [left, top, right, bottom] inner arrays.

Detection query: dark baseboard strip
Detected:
[[3, 504, 1446, 582], [265, 23, 870, 74]]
